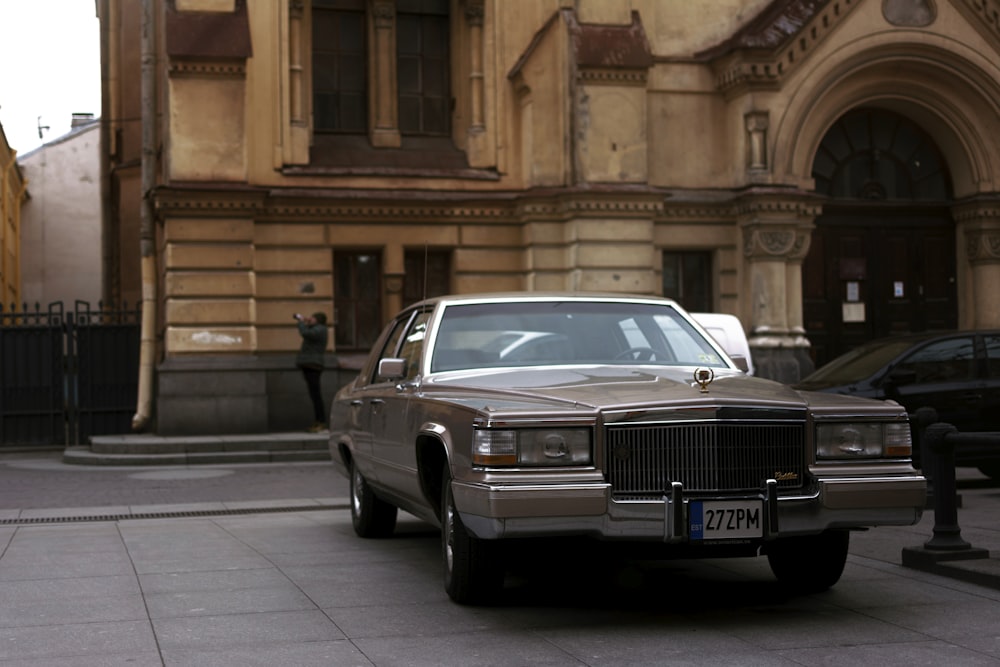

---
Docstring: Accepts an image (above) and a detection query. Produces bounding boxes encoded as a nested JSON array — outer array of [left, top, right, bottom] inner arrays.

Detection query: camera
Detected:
[[293, 313, 303, 320]]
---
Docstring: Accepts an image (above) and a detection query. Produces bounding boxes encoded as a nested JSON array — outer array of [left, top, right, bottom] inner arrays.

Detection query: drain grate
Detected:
[[0, 503, 348, 525]]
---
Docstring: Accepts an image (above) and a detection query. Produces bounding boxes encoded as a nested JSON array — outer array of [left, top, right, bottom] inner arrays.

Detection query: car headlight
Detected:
[[816, 422, 912, 459], [473, 428, 592, 466]]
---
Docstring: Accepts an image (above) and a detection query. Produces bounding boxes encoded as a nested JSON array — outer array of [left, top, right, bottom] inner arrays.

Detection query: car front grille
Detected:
[[606, 422, 806, 498]]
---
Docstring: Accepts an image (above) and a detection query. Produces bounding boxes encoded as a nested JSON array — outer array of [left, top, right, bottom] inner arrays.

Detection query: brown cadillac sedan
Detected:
[[328, 293, 926, 604]]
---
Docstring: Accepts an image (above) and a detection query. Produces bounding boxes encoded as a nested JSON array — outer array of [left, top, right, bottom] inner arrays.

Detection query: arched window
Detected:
[[811, 108, 950, 201]]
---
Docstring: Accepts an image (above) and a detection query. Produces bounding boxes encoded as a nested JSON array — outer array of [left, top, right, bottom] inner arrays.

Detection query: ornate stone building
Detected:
[[99, 0, 1000, 435]]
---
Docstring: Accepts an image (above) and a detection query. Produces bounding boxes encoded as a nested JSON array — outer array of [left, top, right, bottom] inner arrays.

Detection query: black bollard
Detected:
[[922, 423, 971, 551], [902, 423, 990, 569]]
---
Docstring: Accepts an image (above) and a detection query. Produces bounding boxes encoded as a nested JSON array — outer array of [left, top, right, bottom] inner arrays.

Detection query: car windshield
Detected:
[[799, 339, 917, 386], [430, 300, 728, 372]]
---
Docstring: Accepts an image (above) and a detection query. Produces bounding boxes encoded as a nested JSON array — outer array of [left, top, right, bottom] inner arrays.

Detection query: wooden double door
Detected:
[[802, 207, 957, 369]]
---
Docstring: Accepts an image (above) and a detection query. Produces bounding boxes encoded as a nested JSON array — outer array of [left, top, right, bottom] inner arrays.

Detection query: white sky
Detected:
[[0, 0, 101, 155]]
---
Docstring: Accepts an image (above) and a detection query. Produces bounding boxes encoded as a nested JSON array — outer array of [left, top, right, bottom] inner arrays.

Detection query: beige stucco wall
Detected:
[[151, 0, 1000, 352], [18, 123, 102, 307]]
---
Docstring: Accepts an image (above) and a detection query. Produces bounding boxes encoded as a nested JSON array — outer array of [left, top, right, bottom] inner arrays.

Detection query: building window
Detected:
[[397, 0, 451, 136], [811, 108, 950, 201], [334, 251, 382, 350], [663, 251, 712, 313], [313, 0, 368, 133], [403, 249, 451, 306], [310, 0, 451, 141]]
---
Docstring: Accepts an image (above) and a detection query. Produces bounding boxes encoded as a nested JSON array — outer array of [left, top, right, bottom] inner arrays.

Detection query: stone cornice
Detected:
[[151, 184, 831, 229], [657, 188, 823, 218], [151, 184, 672, 223], [951, 194, 1000, 223], [951, 0, 1000, 47], [953, 194, 1000, 263], [696, 0, 860, 96]]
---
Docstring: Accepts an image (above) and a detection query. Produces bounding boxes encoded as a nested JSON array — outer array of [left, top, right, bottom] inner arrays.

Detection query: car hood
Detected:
[[422, 366, 815, 412]]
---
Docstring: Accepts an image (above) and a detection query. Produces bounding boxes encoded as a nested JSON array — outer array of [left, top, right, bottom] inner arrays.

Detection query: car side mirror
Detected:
[[730, 355, 750, 373], [378, 358, 406, 381]]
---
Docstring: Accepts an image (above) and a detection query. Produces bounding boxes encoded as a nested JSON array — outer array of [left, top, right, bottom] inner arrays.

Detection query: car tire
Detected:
[[441, 463, 503, 604], [350, 462, 397, 538], [766, 529, 849, 593]]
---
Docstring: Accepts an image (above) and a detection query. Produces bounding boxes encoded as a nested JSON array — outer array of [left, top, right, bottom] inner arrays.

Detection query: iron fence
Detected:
[[0, 301, 140, 447]]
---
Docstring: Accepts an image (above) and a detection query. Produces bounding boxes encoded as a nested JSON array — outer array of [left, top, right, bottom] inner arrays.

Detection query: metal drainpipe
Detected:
[[132, 0, 157, 431]]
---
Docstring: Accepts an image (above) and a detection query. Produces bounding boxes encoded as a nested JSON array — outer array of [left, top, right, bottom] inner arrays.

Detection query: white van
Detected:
[[691, 312, 755, 376]]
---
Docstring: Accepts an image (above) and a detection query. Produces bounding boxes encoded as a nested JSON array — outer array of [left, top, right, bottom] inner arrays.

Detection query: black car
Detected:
[[795, 331, 1000, 477]]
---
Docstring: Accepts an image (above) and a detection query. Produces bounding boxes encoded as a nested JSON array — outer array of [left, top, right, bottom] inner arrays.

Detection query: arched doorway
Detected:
[[803, 108, 956, 368]]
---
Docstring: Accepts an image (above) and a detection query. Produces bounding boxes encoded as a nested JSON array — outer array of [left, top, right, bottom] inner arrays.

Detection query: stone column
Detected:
[[956, 198, 1000, 328], [738, 193, 820, 383]]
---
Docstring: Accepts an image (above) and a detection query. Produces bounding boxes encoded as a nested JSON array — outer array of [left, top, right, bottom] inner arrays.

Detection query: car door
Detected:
[[884, 335, 983, 431], [350, 313, 412, 483], [370, 309, 432, 504], [980, 333, 1000, 432]]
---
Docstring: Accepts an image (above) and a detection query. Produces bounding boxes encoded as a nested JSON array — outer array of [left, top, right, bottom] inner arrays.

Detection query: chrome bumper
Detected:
[[453, 474, 926, 541]]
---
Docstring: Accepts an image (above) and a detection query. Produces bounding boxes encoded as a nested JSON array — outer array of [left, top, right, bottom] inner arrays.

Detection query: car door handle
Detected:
[[350, 400, 363, 407], [962, 393, 982, 401], [370, 398, 385, 405]]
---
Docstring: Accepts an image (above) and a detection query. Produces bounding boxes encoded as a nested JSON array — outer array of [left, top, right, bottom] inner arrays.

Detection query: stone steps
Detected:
[[64, 432, 333, 466]]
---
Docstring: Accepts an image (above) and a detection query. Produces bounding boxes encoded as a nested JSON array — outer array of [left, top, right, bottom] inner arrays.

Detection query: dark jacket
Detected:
[[296, 321, 328, 370]]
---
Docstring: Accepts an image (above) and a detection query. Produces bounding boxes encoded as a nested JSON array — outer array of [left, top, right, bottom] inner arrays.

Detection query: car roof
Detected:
[[852, 329, 1000, 348], [409, 292, 685, 309]]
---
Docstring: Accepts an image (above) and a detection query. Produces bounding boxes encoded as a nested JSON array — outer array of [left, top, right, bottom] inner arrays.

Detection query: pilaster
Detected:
[[738, 191, 820, 382], [369, 0, 401, 148], [955, 197, 1000, 328], [462, 0, 488, 162]]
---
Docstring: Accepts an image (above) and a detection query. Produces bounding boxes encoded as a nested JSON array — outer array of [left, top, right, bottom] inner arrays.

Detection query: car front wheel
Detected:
[[350, 462, 397, 538], [766, 529, 849, 593], [441, 463, 503, 604]]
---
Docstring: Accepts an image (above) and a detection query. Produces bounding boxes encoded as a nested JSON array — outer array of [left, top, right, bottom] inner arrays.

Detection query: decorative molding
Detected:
[[578, 69, 648, 85], [152, 186, 670, 223], [463, 0, 485, 27], [168, 61, 246, 77], [883, 0, 937, 26], [735, 197, 823, 219], [372, 0, 395, 29], [952, 0, 1000, 43], [952, 196, 1000, 223], [966, 230, 1000, 262], [699, 0, 861, 95], [745, 111, 769, 170], [741, 227, 813, 260]]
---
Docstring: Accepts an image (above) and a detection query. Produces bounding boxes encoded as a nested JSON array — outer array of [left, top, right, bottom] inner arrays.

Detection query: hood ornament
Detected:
[[694, 367, 715, 393]]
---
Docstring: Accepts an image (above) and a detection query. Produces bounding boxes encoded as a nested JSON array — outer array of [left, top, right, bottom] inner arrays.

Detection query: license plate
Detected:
[[690, 500, 763, 540]]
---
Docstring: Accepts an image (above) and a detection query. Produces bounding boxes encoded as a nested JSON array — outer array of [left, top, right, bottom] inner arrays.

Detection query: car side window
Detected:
[[896, 336, 976, 383], [398, 311, 432, 380], [368, 316, 410, 384], [986, 335, 1000, 378]]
